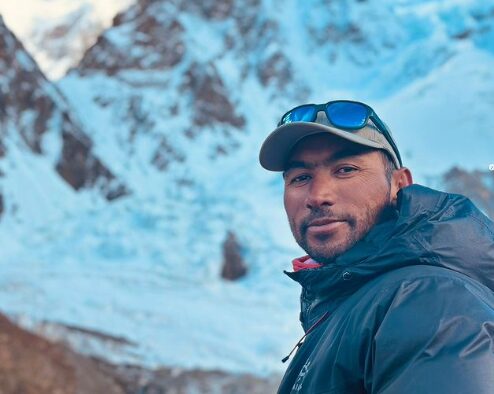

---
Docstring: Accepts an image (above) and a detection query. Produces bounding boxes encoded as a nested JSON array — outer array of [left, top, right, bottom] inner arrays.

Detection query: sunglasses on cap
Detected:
[[278, 100, 403, 167]]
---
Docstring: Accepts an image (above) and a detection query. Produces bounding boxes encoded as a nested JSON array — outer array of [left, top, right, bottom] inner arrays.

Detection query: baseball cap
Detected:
[[259, 106, 402, 171]]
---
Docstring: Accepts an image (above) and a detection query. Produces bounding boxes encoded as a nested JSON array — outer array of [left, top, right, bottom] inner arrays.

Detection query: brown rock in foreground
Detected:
[[95, 360, 281, 394], [0, 313, 280, 393], [0, 313, 124, 394]]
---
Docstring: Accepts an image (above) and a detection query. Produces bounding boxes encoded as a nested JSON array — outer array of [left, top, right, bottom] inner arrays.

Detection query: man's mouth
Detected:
[[306, 218, 346, 235]]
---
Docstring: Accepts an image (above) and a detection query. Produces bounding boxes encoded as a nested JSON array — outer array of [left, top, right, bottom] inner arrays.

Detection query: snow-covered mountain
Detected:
[[62, 0, 494, 181], [0, 15, 126, 226], [0, 0, 133, 79], [0, 0, 494, 383]]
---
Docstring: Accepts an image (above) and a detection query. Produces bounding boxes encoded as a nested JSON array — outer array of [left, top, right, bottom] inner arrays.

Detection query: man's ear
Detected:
[[390, 167, 413, 205]]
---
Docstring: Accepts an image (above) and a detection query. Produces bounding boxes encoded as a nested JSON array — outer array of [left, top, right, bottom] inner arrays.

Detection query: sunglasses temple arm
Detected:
[[371, 115, 403, 167]]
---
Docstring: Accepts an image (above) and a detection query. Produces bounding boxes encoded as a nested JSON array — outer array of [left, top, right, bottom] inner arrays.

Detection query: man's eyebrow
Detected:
[[328, 147, 371, 163], [282, 161, 313, 178], [283, 146, 372, 178]]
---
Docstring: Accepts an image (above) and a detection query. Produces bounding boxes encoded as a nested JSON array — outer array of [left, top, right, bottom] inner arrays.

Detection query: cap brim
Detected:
[[259, 122, 387, 171]]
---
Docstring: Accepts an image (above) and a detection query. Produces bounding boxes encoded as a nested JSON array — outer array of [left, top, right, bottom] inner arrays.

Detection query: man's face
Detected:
[[283, 134, 395, 264]]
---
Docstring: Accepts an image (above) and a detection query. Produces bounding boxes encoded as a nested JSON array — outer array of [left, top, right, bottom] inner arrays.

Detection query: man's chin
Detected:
[[303, 236, 356, 264]]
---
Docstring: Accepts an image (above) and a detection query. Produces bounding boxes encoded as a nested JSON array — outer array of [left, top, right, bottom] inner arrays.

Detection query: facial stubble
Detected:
[[289, 186, 394, 264]]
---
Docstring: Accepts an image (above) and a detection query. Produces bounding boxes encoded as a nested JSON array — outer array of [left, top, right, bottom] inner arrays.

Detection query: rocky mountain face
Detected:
[[62, 0, 494, 182], [0, 15, 128, 217], [64, 0, 257, 181], [440, 167, 494, 219]]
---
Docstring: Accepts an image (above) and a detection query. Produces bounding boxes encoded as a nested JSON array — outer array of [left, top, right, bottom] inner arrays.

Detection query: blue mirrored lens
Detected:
[[326, 102, 369, 129], [281, 105, 317, 124]]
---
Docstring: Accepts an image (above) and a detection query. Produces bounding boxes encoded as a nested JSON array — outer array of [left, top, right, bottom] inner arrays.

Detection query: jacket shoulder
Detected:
[[363, 265, 494, 394], [368, 264, 494, 301]]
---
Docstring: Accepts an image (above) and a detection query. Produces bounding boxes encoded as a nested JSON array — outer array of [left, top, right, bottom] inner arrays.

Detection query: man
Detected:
[[259, 100, 494, 393]]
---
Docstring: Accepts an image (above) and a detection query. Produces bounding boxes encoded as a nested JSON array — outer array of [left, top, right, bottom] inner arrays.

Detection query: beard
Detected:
[[289, 189, 395, 265]]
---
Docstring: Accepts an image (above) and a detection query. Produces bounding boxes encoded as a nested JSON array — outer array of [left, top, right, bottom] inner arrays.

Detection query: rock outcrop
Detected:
[[0, 313, 124, 394], [440, 166, 494, 219], [0, 16, 128, 207], [221, 231, 248, 281]]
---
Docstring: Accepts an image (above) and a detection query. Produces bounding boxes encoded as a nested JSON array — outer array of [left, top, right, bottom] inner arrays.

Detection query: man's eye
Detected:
[[289, 174, 311, 185], [336, 166, 357, 174]]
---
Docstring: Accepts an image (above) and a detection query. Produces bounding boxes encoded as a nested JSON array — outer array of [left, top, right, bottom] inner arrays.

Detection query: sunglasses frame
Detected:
[[278, 100, 403, 167]]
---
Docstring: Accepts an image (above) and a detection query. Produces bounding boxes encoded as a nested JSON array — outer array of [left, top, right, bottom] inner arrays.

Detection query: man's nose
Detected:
[[305, 175, 336, 209]]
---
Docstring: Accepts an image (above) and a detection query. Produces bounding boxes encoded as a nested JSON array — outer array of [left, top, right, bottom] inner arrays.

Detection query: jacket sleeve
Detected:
[[370, 275, 494, 394]]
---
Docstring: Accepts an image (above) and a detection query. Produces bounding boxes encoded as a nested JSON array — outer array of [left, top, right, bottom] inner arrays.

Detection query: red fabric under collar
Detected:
[[292, 255, 323, 272]]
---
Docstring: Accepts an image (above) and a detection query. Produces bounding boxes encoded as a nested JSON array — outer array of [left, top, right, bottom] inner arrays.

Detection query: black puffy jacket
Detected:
[[278, 184, 494, 394]]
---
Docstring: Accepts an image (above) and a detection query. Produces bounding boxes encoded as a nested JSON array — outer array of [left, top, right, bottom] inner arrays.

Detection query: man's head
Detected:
[[259, 100, 413, 263]]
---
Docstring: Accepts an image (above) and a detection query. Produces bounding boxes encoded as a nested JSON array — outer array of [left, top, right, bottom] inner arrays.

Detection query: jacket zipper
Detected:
[[282, 311, 330, 363]]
